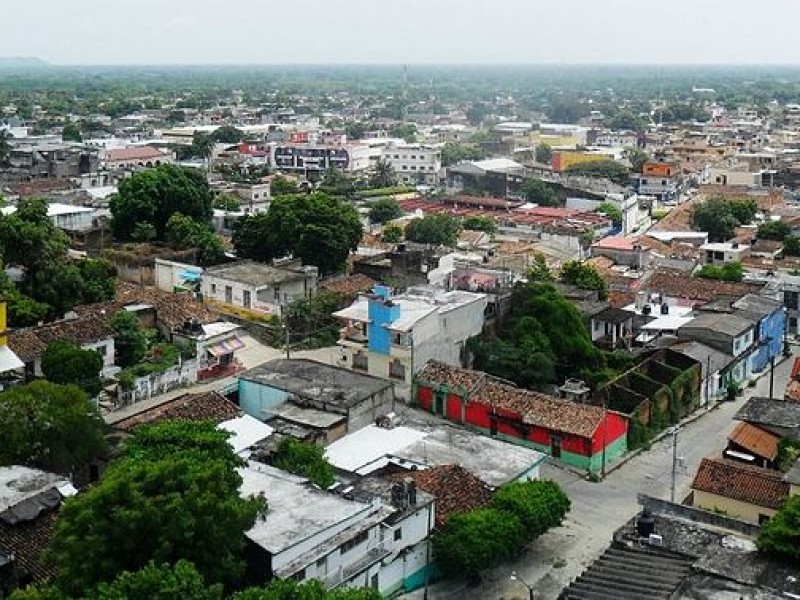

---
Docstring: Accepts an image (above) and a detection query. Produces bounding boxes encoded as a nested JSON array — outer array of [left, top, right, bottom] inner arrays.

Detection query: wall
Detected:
[[155, 258, 202, 293], [367, 297, 401, 355], [692, 490, 777, 524], [346, 386, 396, 432], [751, 309, 786, 373], [412, 297, 487, 372], [551, 152, 611, 173], [238, 379, 290, 419], [118, 359, 198, 406]]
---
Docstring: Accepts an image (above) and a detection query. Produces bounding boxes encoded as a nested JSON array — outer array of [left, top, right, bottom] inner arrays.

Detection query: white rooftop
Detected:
[[470, 158, 524, 173], [218, 415, 273, 456], [1, 203, 94, 217], [325, 426, 428, 473], [0, 466, 76, 513], [700, 242, 750, 252], [201, 321, 240, 339]]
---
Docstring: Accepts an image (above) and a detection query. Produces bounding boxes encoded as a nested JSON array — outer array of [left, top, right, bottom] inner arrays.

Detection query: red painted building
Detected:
[[415, 362, 628, 473]]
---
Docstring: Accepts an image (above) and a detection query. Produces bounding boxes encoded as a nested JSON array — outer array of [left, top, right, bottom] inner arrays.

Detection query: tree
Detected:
[[381, 223, 403, 243], [213, 194, 241, 212], [318, 168, 354, 198], [110, 310, 148, 368], [728, 197, 758, 225], [0, 381, 105, 474], [489, 480, 570, 541], [41, 340, 103, 397], [691, 196, 750, 242], [369, 158, 397, 189], [606, 110, 648, 132], [190, 132, 214, 163], [368, 198, 403, 224], [535, 142, 553, 165], [623, 147, 649, 173], [233, 193, 362, 275], [440, 143, 485, 167], [86, 560, 224, 600], [595, 202, 622, 228], [344, 121, 367, 141], [694, 262, 744, 282], [75, 259, 117, 304], [560, 260, 608, 298], [565, 160, 631, 187], [757, 495, 800, 561], [405, 214, 462, 247], [0, 129, 11, 165], [462, 215, 497, 234], [61, 122, 82, 142], [526, 254, 554, 282], [0, 197, 70, 279], [520, 178, 558, 206], [757, 220, 791, 241], [785, 235, 800, 256], [231, 580, 384, 600], [211, 125, 243, 144], [49, 422, 263, 595], [432, 508, 525, 579], [272, 437, 335, 488], [390, 123, 417, 143], [165, 213, 225, 266], [270, 176, 299, 197], [110, 165, 213, 241]]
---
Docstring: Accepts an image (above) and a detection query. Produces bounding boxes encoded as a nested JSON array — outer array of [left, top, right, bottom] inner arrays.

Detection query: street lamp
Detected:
[[510, 571, 536, 600]]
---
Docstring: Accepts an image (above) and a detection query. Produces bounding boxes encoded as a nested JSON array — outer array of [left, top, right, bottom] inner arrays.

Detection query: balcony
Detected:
[[322, 543, 391, 588]]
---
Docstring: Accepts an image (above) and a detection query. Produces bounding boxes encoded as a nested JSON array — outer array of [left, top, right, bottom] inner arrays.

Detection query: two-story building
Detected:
[[731, 294, 786, 374], [700, 241, 749, 265], [201, 260, 318, 318], [333, 285, 487, 400], [637, 161, 681, 203]]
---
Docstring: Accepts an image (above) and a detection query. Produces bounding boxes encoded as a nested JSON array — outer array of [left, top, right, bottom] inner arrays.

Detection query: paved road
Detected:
[[403, 347, 798, 600]]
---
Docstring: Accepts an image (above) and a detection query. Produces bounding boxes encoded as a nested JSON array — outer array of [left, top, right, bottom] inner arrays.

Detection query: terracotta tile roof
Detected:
[[8, 315, 113, 363], [113, 391, 241, 432], [7, 330, 47, 364], [647, 268, 763, 302], [728, 422, 779, 461], [785, 380, 800, 404], [389, 465, 492, 528], [106, 146, 168, 163], [115, 281, 217, 329], [416, 360, 488, 395], [321, 274, 377, 297], [0, 508, 57, 583], [691, 457, 789, 510]]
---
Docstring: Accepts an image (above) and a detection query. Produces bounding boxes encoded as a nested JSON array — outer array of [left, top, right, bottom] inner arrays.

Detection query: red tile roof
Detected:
[[691, 458, 789, 510], [646, 269, 763, 302], [113, 281, 217, 329], [0, 508, 57, 583], [389, 465, 492, 528], [321, 274, 377, 298], [106, 146, 168, 162], [727, 422, 779, 461], [113, 391, 241, 432], [8, 315, 114, 363]]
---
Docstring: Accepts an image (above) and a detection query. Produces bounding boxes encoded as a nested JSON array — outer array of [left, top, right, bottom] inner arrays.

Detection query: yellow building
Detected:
[[0, 302, 24, 378], [691, 457, 788, 524]]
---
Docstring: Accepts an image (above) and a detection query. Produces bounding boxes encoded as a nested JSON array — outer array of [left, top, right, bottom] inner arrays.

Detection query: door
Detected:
[[551, 435, 562, 458], [243, 290, 252, 309], [225, 286, 233, 304], [434, 392, 445, 416]]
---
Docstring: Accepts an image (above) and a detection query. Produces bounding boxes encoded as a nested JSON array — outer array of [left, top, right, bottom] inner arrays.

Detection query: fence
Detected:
[[117, 358, 198, 406]]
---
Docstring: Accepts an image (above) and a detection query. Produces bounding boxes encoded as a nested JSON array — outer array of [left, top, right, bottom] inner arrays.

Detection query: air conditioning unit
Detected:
[[648, 533, 664, 547]]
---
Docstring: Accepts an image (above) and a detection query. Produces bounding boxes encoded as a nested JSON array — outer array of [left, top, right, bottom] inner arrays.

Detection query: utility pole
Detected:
[[670, 427, 679, 503], [601, 402, 608, 478], [769, 354, 775, 400]]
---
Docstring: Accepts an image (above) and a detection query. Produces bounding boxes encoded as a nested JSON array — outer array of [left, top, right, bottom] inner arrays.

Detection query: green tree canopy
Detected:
[[270, 176, 299, 197], [757, 220, 791, 241], [691, 196, 757, 242], [110, 310, 148, 368], [405, 214, 461, 247], [61, 122, 82, 142], [623, 147, 649, 173], [785, 235, 800, 256], [165, 213, 225, 266], [49, 422, 263, 595], [535, 142, 553, 165], [232, 193, 362, 275], [462, 215, 497, 234], [0, 381, 105, 474], [368, 198, 403, 224], [757, 495, 800, 562], [110, 165, 213, 241], [694, 261, 744, 282], [560, 260, 608, 298], [87, 560, 223, 600], [0, 197, 70, 278], [318, 168, 355, 198], [41, 340, 104, 397], [565, 160, 631, 187], [211, 125, 244, 144], [489, 480, 570, 540], [272, 437, 335, 489], [231, 579, 384, 600], [441, 143, 485, 167], [369, 159, 397, 189], [344, 121, 367, 141], [381, 223, 403, 243], [520, 179, 558, 206], [213, 194, 241, 212], [595, 202, 622, 227]]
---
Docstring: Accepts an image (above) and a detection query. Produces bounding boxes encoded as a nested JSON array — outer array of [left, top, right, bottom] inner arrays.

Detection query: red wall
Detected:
[[446, 394, 463, 422], [417, 385, 433, 411], [591, 412, 629, 454]]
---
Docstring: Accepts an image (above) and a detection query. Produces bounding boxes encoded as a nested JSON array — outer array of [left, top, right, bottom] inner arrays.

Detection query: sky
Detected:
[[4, 0, 800, 66]]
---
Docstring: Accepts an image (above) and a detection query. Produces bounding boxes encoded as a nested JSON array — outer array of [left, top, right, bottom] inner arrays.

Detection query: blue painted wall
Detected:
[[752, 308, 787, 373], [368, 297, 400, 355], [238, 379, 290, 419]]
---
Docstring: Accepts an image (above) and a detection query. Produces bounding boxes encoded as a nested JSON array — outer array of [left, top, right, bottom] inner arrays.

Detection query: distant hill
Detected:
[[0, 57, 49, 68]]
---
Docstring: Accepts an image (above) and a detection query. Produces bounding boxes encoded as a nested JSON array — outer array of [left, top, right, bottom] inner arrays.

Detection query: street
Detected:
[[402, 346, 798, 600]]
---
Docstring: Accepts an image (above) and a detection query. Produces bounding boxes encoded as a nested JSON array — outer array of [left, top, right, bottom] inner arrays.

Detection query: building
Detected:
[[381, 143, 442, 185], [690, 457, 788, 524], [240, 462, 434, 595], [677, 312, 756, 384], [1, 203, 95, 233], [638, 161, 681, 202], [726, 421, 780, 469], [201, 260, 318, 318], [445, 158, 525, 197], [103, 146, 172, 170], [333, 285, 487, 399], [170, 320, 246, 382], [735, 396, 800, 440], [670, 340, 738, 405], [700, 241, 750, 265], [414, 362, 628, 473], [237, 359, 396, 432], [730, 294, 786, 374], [271, 142, 371, 174], [590, 236, 650, 269], [3, 142, 99, 182]]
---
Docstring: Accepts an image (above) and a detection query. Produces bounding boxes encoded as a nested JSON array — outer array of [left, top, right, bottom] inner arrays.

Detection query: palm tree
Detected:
[[370, 158, 397, 189]]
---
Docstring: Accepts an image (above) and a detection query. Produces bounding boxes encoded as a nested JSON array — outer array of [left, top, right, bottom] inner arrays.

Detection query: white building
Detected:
[[1, 203, 95, 232], [700, 241, 750, 265], [381, 143, 441, 185], [240, 462, 434, 595]]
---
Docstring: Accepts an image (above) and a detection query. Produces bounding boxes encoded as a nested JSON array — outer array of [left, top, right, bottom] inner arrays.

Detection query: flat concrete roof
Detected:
[[239, 462, 374, 554], [268, 403, 348, 429], [239, 359, 393, 410], [204, 260, 306, 288], [0, 466, 76, 514]]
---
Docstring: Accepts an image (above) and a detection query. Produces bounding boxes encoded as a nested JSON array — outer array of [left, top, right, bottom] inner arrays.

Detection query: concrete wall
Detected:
[[238, 379, 290, 419], [413, 298, 486, 371], [155, 258, 202, 293], [693, 490, 777, 524], [347, 386, 396, 432], [118, 359, 198, 406]]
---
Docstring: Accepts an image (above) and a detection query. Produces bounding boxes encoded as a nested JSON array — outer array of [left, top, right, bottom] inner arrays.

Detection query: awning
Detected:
[[206, 336, 245, 357], [0, 345, 24, 372]]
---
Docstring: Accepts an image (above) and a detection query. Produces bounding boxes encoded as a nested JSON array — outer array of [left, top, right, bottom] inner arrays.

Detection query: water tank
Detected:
[[661, 303, 669, 315], [637, 513, 655, 538], [642, 304, 652, 315]]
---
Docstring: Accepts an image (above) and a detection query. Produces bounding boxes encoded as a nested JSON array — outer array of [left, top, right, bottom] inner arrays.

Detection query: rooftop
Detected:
[[678, 311, 755, 337], [735, 397, 800, 437], [691, 457, 788, 510], [204, 260, 308, 287], [670, 341, 737, 376], [0, 466, 76, 516], [239, 359, 393, 411], [647, 268, 763, 302], [727, 422, 779, 461]]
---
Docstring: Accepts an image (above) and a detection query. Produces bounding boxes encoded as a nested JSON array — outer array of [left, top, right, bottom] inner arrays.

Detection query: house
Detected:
[[735, 396, 800, 440], [726, 421, 780, 469], [637, 160, 681, 202], [201, 260, 319, 317], [730, 294, 786, 374], [323, 421, 546, 487], [170, 320, 246, 382], [237, 359, 395, 432], [445, 158, 524, 196], [1, 203, 95, 233], [677, 312, 756, 384], [103, 146, 172, 170], [382, 143, 442, 185], [646, 268, 764, 306], [0, 466, 77, 594], [333, 286, 487, 399], [589, 306, 634, 349], [670, 340, 738, 405], [762, 273, 800, 336], [589, 236, 650, 269], [239, 462, 434, 595], [700, 241, 750, 265], [690, 457, 788, 524], [414, 361, 628, 473], [8, 315, 116, 379]]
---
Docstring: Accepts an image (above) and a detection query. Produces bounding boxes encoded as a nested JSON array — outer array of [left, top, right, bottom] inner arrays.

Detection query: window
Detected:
[[394, 528, 403, 541], [389, 359, 406, 380], [353, 351, 368, 372], [292, 569, 306, 581], [410, 166, 417, 170], [274, 287, 281, 300], [410, 155, 416, 159], [316, 556, 326, 569], [340, 530, 369, 554], [211, 283, 217, 294], [394, 154, 399, 159], [402, 165, 408, 170]]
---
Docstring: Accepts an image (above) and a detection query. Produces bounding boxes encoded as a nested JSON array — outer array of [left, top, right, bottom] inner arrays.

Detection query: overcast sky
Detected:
[[4, 0, 800, 65]]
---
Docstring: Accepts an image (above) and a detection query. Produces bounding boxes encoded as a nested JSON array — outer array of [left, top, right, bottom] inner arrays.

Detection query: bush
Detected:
[[272, 437, 334, 488], [489, 480, 570, 540], [758, 495, 800, 561], [694, 262, 743, 282]]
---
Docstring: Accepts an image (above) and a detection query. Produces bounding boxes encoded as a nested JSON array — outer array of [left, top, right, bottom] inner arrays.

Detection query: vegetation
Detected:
[[110, 165, 214, 241], [232, 193, 362, 275], [48, 422, 264, 595], [356, 186, 415, 199], [623, 147, 649, 173], [694, 261, 744, 282], [489, 480, 570, 540], [757, 220, 791, 241], [560, 260, 608, 298], [270, 176, 299, 196], [381, 223, 403, 243], [595, 202, 622, 227], [368, 198, 404, 224], [785, 235, 800, 256], [214, 194, 242, 212], [369, 158, 398, 189], [0, 381, 105, 475], [535, 142, 553, 165], [41, 340, 104, 397], [405, 214, 462, 247], [272, 437, 335, 489], [520, 178, 558, 206], [165, 212, 226, 266], [110, 310, 149, 368], [462, 215, 497, 234], [777, 438, 800, 472], [564, 160, 631, 186], [284, 291, 342, 349], [757, 495, 800, 562], [691, 196, 757, 242], [441, 142, 485, 167]]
